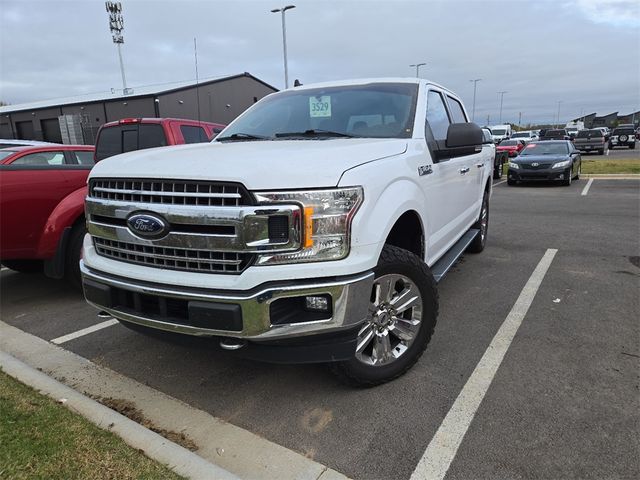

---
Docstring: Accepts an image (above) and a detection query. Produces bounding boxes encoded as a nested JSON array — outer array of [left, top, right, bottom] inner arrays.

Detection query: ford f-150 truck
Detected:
[[81, 79, 493, 386]]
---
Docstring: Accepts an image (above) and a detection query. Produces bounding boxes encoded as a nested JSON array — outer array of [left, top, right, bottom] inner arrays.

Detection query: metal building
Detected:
[[0, 72, 277, 144]]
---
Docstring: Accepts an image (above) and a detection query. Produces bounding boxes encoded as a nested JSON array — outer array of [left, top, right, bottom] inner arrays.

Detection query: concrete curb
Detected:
[[582, 174, 640, 179], [0, 320, 349, 480], [0, 349, 238, 480]]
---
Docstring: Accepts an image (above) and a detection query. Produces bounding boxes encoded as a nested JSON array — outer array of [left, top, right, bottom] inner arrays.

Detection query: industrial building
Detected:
[[572, 111, 639, 129], [0, 72, 277, 144]]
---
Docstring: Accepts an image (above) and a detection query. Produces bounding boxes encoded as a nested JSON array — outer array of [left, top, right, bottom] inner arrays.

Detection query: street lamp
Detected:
[[497, 91, 508, 124], [409, 62, 426, 77], [469, 79, 481, 122], [105, 1, 130, 95], [271, 5, 296, 89]]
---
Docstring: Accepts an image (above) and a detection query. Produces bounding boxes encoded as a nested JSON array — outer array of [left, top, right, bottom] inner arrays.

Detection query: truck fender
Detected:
[[36, 186, 88, 259], [352, 178, 428, 263]]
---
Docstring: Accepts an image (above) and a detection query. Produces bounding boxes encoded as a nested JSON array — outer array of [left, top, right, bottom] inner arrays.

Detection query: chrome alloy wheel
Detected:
[[480, 198, 488, 243], [355, 274, 423, 366]]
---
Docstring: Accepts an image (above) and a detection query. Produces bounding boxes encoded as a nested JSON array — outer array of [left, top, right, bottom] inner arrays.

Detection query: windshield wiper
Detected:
[[216, 133, 271, 142], [275, 129, 357, 139]]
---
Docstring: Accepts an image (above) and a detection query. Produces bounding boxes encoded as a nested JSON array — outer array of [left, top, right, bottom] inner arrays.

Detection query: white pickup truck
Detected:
[[81, 78, 493, 386]]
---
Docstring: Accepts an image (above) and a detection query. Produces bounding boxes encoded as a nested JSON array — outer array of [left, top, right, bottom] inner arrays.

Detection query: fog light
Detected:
[[305, 295, 330, 312]]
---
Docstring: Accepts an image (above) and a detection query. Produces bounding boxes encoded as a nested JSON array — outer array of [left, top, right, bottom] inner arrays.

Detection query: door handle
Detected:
[[459, 167, 470, 175], [476, 163, 485, 168]]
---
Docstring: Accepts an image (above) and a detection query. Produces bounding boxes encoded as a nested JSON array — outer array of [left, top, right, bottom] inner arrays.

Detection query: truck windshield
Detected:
[[218, 83, 418, 141], [492, 129, 506, 135]]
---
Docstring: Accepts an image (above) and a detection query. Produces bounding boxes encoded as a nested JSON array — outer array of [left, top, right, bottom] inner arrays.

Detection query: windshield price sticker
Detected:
[[309, 96, 332, 117]]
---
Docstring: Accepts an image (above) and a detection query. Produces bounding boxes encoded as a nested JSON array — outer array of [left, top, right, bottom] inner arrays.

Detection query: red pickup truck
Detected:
[[94, 117, 226, 162], [0, 145, 94, 286], [1, 118, 226, 288]]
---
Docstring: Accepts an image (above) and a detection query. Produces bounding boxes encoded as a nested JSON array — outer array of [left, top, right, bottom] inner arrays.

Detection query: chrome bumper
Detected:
[[80, 261, 374, 341]]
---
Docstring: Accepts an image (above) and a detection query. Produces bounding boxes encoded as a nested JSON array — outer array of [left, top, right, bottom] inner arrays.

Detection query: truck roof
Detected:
[[285, 77, 456, 96]]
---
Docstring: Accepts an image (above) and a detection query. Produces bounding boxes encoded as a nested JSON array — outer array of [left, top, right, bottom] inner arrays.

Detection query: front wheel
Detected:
[[65, 223, 86, 290], [574, 162, 581, 180], [467, 191, 489, 253], [330, 245, 438, 387], [563, 167, 573, 186]]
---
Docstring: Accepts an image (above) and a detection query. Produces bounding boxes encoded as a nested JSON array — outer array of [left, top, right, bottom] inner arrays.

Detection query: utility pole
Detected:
[[518, 112, 522, 127], [271, 5, 296, 89], [556, 101, 563, 128], [497, 91, 507, 124], [409, 63, 427, 77], [469, 79, 481, 122], [105, 2, 129, 95]]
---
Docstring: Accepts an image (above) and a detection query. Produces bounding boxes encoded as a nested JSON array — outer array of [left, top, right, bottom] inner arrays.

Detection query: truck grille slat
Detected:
[[89, 179, 253, 207], [93, 238, 253, 274]]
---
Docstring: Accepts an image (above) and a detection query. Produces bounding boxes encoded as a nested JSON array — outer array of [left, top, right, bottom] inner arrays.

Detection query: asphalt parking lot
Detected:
[[1, 177, 639, 480]]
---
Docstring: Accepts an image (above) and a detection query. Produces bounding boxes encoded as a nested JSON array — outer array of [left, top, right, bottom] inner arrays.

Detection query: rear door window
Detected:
[[11, 151, 66, 166], [180, 125, 209, 144], [96, 124, 168, 160], [72, 151, 95, 165]]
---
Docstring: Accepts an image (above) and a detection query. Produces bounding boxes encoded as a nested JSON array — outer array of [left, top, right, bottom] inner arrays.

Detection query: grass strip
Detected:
[[581, 158, 640, 174], [0, 370, 184, 480]]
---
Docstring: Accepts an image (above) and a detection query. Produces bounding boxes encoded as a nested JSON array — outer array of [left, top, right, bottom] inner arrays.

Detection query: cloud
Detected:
[[572, 0, 640, 27]]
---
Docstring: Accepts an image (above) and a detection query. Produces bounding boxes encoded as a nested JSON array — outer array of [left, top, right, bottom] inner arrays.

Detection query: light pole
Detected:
[[409, 63, 426, 77], [556, 101, 563, 128], [271, 5, 296, 89], [469, 79, 481, 122], [105, 1, 129, 95], [497, 91, 507, 124]]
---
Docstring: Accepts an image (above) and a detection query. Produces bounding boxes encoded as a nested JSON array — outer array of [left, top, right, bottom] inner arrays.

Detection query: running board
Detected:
[[431, 229, 479, 283]]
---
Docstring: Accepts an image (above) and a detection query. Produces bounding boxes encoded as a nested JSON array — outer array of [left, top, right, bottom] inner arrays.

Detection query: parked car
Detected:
[[0, 144, 95, 286], [482, 127, 505, 179], [511, 131, 537, 143], [81, 78, 493, 386], [507, 140, 581, 186], [496, 139, 526, 157], [0, 139, 60, 149], [608, 127, 636, 149], [490, 124, 512, 143], [573, 129, 608, 155], [592, 127, 610, 140], [541, 129, 570, 141], [94, 117, 226, 162]]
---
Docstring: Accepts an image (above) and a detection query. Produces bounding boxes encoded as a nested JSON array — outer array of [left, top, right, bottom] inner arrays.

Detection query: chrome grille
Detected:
[[521, 163, 552, 170], [93, 237, 254, 274], [89, 179, 253, 206]]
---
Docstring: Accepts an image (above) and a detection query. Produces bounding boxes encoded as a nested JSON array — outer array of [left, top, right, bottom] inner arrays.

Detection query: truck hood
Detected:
[[90, 139, 408, 190]]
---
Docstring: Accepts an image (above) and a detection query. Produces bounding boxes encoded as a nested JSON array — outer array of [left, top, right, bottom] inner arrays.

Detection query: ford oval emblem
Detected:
[[127, 213, 169, 239]]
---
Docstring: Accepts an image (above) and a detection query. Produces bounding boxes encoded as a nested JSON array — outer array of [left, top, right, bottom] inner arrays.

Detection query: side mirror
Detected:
[[434, 123, 483, 161]]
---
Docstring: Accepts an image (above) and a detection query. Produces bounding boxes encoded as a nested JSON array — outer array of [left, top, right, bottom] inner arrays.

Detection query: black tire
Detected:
[[563, 167, 572, 186], [64, 223, 86, 290], [575, 162, 581, 180], [630, 143, 636, 150], [598, 148, 604, 155], [493, 158, 503, 179], [330, 245, 438, 387], [467, 190, 489, 253], [507, 178, 516, 186], [608, 142, 614, 150], [1, 259, 43, 273]]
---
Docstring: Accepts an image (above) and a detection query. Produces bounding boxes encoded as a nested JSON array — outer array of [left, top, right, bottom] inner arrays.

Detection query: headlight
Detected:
[[254, 187, 363, 265], [508, 162, 519, 169], [552, 160, 571, 168]]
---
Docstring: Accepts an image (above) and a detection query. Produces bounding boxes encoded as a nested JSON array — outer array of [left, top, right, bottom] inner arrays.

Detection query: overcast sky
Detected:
[[1, 0, 639, 125]]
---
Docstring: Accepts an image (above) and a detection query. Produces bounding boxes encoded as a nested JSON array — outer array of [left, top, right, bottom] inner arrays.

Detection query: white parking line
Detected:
[[51, 319, 119, 345], [581, 178, 594, 196], [410, 248, 557, 480], [493, 179, 507, 186]]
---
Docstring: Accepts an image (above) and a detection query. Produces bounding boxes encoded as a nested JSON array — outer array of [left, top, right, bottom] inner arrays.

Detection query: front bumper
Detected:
[[81, 261, 373, 342], [508, 167, 570, 182]]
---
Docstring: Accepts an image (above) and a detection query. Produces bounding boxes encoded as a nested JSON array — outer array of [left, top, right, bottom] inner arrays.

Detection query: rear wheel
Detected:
[[630, 143, 636, 150], [65, 223, 86, 290], [330, 245, 438, 387], [1, 260, 43, 273], [493, 157, 503, 179]]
